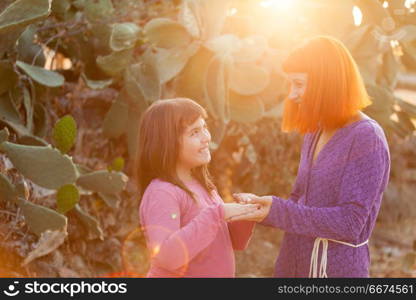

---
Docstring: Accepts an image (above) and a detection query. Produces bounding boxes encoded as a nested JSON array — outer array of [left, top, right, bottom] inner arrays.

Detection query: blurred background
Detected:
[[0, 0, 415, 277]]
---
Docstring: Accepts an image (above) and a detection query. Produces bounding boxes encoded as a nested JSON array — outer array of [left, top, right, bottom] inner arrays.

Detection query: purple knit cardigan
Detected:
[[261, 117, 390, 277]]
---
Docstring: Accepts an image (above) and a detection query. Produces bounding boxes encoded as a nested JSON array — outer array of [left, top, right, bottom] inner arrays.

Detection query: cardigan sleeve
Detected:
[[140, 189, 224, 273], [261, 126, 389, 244]]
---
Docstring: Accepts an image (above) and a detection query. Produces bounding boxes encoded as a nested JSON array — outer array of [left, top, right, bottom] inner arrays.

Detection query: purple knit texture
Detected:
[[261, 118, 390, 277]]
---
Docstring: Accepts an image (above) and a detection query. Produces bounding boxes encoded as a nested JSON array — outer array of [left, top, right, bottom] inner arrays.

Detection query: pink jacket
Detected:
[[139, 178, 255, 277]]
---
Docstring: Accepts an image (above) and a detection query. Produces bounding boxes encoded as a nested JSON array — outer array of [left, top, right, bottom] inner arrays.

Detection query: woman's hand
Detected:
[[222, 203, 259, 222], [231, 193, 273, 222]]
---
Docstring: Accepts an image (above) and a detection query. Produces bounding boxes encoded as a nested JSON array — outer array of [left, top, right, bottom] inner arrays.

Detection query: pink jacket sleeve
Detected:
[[140, 188, 224, 273], [227, 221, 255, 250]]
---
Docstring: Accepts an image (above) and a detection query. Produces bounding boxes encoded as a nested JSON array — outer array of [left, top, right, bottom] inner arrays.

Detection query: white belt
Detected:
[[309, 237, 369, 278]]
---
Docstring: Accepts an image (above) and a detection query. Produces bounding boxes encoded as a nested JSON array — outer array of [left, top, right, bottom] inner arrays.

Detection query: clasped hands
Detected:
[[223, 193, 273, 222]]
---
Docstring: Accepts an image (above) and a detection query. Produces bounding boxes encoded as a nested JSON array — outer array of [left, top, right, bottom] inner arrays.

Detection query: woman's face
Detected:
[[178, 117, 211, 170], [287, 73, 308, 104]]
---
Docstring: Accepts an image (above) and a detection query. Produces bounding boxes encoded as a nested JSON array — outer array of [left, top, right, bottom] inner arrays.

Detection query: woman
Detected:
[[232, 36, 391, 278], [138, 98, 258, 277]]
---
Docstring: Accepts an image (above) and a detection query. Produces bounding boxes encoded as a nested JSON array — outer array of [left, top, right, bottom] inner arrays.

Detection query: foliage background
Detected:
[[0, 0, 415, 277]]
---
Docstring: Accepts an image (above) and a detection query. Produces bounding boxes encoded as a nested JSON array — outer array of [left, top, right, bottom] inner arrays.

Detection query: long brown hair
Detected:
[[282, 35, 372, 134], [137, 98, 216, 202]]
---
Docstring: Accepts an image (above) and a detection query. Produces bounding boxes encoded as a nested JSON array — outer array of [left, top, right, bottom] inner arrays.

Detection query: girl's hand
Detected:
[[222, 203, 259, 222], [230, 193, 273, 222]]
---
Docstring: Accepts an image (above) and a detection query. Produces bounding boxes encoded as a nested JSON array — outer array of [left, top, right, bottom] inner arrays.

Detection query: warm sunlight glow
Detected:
[[353, 6, 363, 26], [227, 7, 238, 16], [405, 0, 416, 9], [383, 1, 389, 8], [260, 0, 294, 11]]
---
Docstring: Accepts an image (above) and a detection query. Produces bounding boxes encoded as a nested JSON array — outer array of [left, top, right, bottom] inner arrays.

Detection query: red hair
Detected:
[[281, 36, 372, 134]]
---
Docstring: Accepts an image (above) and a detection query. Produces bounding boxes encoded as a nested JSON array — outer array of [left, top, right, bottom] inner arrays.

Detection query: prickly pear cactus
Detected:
[[52, 115, 77, 154]]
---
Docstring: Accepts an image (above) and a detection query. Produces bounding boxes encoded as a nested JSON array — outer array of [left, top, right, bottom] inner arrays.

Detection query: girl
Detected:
[[232, 36, 391, 278], [138, 98, 257, 277]]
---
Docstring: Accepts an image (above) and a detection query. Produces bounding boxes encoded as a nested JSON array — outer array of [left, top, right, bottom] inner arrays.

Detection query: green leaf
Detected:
[[208, 120, 226, 150], [22, 87, 33, 132], [17, 25, 46, 67], [137, 49, 161, 102], [103, 97, 129, 139], [343, 24, 373, 53], [16, 61, 64, 87], [51, 0, 70, 20], [396, 110, 416, 133], [381, 50, 399, 89], [0, 0, 51, 34], [33, 102, 48, 138], [229, 91, 265, 123], [96, 49, 133, 77], [0, 93, 29, 137], [84, 0, 114, 23], [229, 63, 270, 96], [110, 22, 141, 51], [178, 0, 200, 38], [156, 42, 200, 85], [175, 47, 213, 106], [74, 204, 104, 240], [204, 34, 240, 59], [124, 50, 160, 103], [233, 35, 268, 63], [56, 184, 79, 214], [0, 127, 10, 144], [397, 98, 416, 119], [364, 84, 394, 126], [52, 115, 77, 154], [81, 73, 113, 90], [191, 0, 229, 40], [203, 56, 229, 121], [76, 170, 128, 194], [19, 197, 67, 237], [98, 192, 120, 209], [0, 142, 78, 189], [144, 18, 192, 49], [22, 227, 67, 266], [0, 173, 16, 204]]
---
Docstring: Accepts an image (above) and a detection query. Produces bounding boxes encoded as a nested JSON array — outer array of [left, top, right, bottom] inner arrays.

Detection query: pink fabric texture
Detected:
[[139, 179, 255, 277]]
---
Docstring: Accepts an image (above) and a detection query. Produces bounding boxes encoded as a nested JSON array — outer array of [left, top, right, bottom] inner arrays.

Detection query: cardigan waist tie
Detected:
[[309, 237, 369, 278]]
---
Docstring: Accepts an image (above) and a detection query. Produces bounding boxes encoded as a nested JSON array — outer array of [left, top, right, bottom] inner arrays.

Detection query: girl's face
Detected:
[[178, 117, 211, 170], [287, 73, 308, 104]]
